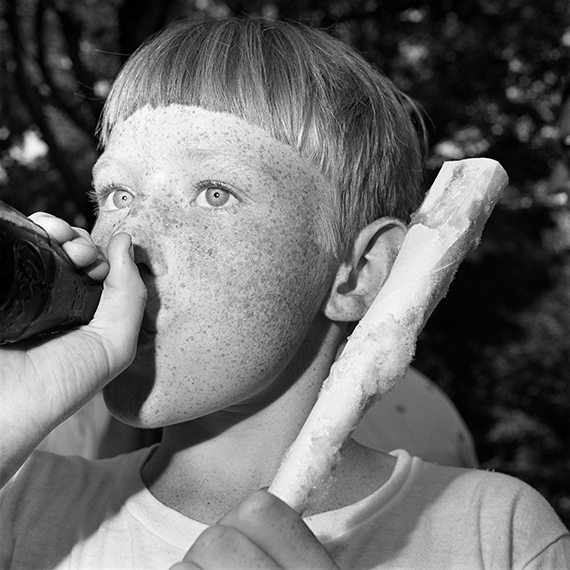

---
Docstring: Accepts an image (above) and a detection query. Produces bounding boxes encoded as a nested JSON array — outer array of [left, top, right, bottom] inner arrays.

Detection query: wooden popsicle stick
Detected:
[[269, 158, 509, 514]]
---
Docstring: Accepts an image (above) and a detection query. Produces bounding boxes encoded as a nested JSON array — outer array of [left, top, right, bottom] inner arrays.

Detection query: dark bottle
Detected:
[[0, 200, 103, 344]]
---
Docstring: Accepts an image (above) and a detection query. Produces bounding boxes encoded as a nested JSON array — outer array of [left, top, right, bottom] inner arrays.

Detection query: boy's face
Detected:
[[91, 105, 338, 427]]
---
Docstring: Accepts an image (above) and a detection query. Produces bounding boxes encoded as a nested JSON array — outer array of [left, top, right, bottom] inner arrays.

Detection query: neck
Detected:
[[142, 317, 345, 523]]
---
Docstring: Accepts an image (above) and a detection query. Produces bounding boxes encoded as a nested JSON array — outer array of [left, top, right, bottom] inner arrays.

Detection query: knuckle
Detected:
[[237, 489, 281, 522], [197, 524, 242, 550]]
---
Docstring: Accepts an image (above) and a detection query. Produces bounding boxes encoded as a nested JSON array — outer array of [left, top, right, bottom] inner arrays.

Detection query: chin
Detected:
[[102, 370, 212, 430], [102, 364, 160, 428], [103, 384, 146, 428]]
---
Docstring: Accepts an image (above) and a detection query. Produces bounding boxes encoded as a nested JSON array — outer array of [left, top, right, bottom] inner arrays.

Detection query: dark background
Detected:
[[1, 0, 570, 527]]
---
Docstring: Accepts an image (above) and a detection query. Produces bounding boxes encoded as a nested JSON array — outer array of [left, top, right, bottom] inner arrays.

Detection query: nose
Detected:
[[91, 212, 168, 277]]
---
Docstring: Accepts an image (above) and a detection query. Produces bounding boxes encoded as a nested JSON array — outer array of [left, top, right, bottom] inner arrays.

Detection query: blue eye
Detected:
[[194, 183, 239, 209]]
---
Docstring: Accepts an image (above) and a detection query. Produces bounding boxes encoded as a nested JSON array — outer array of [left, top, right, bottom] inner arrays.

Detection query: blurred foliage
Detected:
[[1, 0, 570, 526]]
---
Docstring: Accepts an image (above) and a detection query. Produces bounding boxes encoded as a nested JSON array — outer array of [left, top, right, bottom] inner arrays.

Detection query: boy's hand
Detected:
[[28, 212, 110, 281], [171, 490, 339, 570], [0, 214, 146, 486]]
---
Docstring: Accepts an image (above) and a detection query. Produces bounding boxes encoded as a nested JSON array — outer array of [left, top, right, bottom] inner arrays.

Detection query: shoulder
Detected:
[[2, 450, 100, 506], [5, 448, 128, 491], [312, 453, 570, 569], [415, 459, 561, 521], [409, 460, 570, 564], [0, 446, 160, 569], [1, 447, 151, 523]]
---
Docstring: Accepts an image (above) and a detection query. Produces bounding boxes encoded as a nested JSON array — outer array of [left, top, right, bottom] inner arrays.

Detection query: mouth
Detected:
[[140, 311, 157, 336], [139, 293, 159, 336], [137, 323, 157, 349]]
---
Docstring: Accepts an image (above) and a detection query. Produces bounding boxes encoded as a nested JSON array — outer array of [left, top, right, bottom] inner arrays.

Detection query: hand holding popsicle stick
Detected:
[[269, 158, 509, 514]]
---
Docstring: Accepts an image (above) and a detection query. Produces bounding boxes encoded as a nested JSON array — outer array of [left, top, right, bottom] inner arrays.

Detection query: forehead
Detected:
[[95, 104, 323, 185]]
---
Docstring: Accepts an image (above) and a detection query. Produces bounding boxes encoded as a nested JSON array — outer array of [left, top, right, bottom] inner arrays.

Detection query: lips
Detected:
[[139, 293, 159, 335], [140, 314, 157, 335], [137, 313, 157, 349]]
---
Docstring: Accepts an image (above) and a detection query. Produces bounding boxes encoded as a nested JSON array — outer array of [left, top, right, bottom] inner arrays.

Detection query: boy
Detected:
[[1, 16, 568, 569]]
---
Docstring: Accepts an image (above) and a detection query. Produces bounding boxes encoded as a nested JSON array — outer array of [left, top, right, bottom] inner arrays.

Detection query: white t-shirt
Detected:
[[35, 392, 111, 460], [1, 446, 568, 569]]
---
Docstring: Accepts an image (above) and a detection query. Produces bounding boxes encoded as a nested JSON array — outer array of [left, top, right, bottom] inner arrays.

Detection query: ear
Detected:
[[322, 218, 406, 322]]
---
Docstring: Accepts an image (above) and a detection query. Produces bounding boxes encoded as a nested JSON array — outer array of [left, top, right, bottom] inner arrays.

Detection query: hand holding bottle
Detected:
[[27, 212, 110, 281], [0, 202, 108, 344], [0, 213, 147, 488]]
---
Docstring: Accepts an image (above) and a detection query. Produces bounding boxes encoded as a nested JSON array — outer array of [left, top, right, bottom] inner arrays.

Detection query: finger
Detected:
[[28, 212, 74, 244], [80, 255, 110, 282], [62, 228, 110, 281], [183, 524, 280, 570], [217, 490, 338, 569], [86, 233, 147, 376], [28, 214, 110, 280], [61, 228, 100, 268], [169, 562, 203, 570]]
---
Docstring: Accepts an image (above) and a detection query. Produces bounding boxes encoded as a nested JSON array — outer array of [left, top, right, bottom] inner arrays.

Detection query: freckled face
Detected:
[[91, 105, 338, 427]]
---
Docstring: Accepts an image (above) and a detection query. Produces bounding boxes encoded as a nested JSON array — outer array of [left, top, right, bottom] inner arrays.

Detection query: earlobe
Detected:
[[322, 218, 406, 322]]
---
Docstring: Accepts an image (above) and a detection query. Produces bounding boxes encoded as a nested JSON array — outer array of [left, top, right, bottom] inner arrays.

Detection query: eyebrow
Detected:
[[91, 158, 112, 180]]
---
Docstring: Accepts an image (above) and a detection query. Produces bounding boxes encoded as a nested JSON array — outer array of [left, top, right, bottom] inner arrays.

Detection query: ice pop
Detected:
[[269, 158, 509, 514]]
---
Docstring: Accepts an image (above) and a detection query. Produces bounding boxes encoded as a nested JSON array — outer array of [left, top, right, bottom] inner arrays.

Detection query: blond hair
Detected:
[[99, 17, 426, 256]]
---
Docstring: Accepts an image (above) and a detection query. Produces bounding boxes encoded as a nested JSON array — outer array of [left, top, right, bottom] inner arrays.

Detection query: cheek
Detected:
[[104, 197, 336, 424], [172, 215, 332, 371], [113, 220, 331, 426]]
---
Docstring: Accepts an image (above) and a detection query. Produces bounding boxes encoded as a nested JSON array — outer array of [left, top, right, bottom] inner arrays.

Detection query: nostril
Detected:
[[133, 244, 149, 267], [136, 261, 153, 278]]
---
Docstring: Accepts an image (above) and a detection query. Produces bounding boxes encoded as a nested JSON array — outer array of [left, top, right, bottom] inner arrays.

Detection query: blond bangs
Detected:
[[98, 17, 426, 255]]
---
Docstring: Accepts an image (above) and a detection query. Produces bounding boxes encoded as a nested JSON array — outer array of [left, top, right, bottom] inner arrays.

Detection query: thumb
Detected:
[[87, 232, 147, 376]]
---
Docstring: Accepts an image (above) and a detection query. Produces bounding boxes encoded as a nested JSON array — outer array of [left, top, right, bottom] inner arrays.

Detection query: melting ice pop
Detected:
[[269, 158, 509, 513]]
